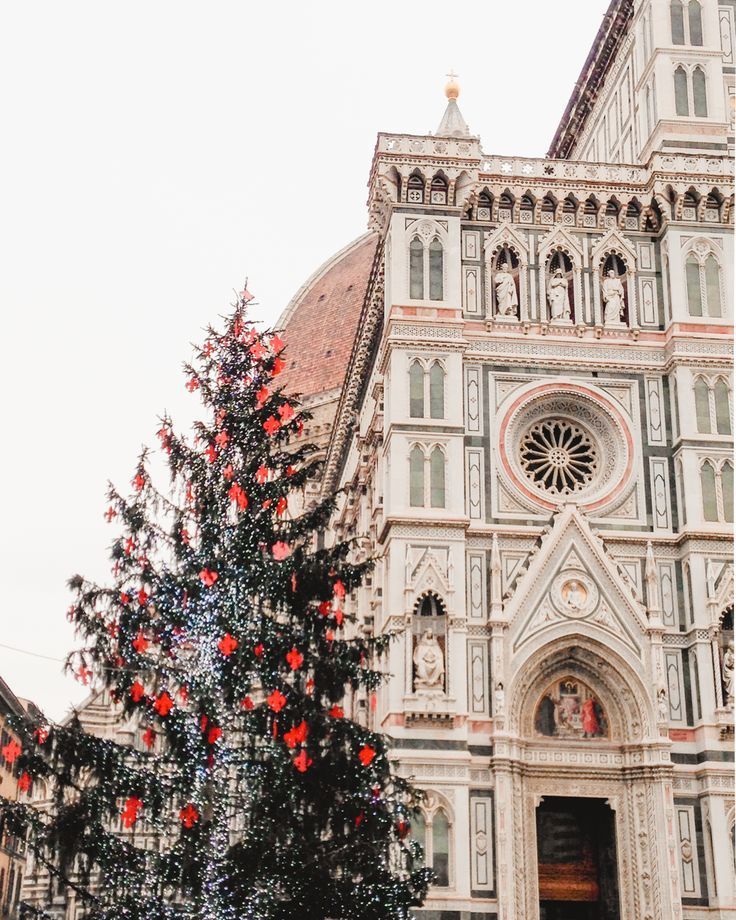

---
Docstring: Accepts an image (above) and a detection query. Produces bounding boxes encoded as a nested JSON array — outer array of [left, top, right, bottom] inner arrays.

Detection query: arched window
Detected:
[[704, 255, 721, 315], [410, 238, 424, 299], [429, 239, 444, 301], [701, 460, 718, 521], [675, 66, 689, 115], [476, 191, 492, 221], [410, 812, 427, 853], [432, 809, 450, 886], [722, 462, 734, 523], [429, 362, 445, 419], [695, 378, 712, 432], [430, 447, 446, 508], [693, 66, 707, 116], [686, 254, 703, 315], [688, 0, 703, 45], [430, 174, 448, 205], [409, 361, 424, 418], [407, 173, 424, 204], [409, 446, 425, 507], [671, 0, 685, 43], [715, 379, 732, 435]]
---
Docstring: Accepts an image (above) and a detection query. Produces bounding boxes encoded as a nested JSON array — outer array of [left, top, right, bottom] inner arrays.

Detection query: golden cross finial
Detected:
[[444, 70, 460, 100]]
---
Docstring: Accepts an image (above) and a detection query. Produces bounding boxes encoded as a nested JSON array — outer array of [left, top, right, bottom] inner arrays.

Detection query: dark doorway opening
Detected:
[[537, 796, 620, 920]]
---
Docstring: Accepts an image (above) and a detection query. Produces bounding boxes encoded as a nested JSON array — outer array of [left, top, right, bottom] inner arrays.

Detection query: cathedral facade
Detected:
[[280, 1, 735, 917]]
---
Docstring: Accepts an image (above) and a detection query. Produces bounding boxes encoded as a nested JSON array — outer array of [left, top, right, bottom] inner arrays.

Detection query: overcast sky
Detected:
[[0, 0, 610, 720]]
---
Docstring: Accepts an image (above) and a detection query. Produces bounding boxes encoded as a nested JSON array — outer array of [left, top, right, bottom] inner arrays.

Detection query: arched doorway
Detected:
[[495, 639, 681, 920]]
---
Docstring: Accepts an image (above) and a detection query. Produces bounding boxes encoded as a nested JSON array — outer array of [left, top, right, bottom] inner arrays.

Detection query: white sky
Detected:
[[0, 0, 610, 720]]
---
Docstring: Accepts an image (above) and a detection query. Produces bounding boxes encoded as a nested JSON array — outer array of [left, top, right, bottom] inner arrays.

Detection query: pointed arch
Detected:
[[406, 170, 426, 204], [700, 459, 718, 521], [484, 223, 529, 320], [591, 229, 638, 326], [429, 171, 448, 206], [694, 376, 712, 432], [539, 226, 584, 324]]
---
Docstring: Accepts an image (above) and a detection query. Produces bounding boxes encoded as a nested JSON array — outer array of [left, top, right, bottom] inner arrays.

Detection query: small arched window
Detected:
[[675, 67, 689, 115], [407, 174, 424, 204], [671, 0, 685, 43], [722, 462, 734, 523], [715, 379, 732, 435], [429, 362, 445, 419], [429, 239, 444, 301], [430, 447, 446, 508], [409, 361, 425, 418], [430, 175, 448, 205], [410, 238, 424, 300], [432, 809, 450, 886], [409, 446, 425, 508], [693, 66, 707, 116], [688, 0, 703, 45], [686, 253, 704, 316], [695, 378, 712, 432], [410, 812, 427, 853], [476, 191, 492, 221], [701, 460, 718, 521], [704, 255, 721, 316]]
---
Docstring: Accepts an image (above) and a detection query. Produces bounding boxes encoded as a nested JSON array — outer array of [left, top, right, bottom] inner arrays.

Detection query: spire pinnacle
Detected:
[[436, 72, 470, 138]]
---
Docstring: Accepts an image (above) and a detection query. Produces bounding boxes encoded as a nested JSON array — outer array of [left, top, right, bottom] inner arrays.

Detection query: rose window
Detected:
[[519, 420, 597, 495]]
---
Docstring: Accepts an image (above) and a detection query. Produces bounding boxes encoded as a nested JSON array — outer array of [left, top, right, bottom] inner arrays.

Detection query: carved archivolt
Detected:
[[508, 636, 655, 743]]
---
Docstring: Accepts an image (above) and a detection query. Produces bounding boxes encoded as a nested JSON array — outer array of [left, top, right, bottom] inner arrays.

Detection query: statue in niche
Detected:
[[547, 268, 571, 320], [494, 682, 505, 715], [601, 268, 626, 324], [413, 628, 445, 690], [494, 263, 518, 316], [723, 641, 734, 706], [657, 686, 669, 722]]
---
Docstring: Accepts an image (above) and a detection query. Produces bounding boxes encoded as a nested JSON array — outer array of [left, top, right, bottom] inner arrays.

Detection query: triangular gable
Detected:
[[505, 505, 649, 662]]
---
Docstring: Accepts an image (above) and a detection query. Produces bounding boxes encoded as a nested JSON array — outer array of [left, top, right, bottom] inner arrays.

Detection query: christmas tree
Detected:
[[2, 290, 431, 919]]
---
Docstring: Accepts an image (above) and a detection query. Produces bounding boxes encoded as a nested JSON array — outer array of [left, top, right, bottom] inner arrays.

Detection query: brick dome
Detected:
[[277, 232, 379, 399]]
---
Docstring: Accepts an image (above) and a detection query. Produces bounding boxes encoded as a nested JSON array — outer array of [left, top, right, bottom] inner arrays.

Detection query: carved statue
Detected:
[[657, 686, 669, 722], [547, 269, 571, 321], [495, 263, 518, 316], [414, 629, 445, 690], [494, 682, 505, 715], [723, 641, 734, 706], [601, 269, 626, 324]]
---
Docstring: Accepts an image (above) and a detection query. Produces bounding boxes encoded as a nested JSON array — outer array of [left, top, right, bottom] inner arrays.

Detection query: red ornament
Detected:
[[179, 803, 200, 828], [255, 465, 269, 484], [17, 772, 31, 794], [271, 356, 286, 377], [328, 705, 344, 719], [203, 340, 214, 356], [124, 537, 136, 556], [76, 665, 92, 685], [370, 693, 377, 711], [180, 528, 191, 545], [333, 580, 346, 599], [142, 727, 156, 749], [325, 629, 335, 643], [228, 482, 249, 511], [241, 696, 254, 710], [254, 643, 265, 658], [240, 288, 254, 303], [207, 726, 222, 745], [120, 592, 131, 605], [34, 726, 49, 745], [199, 568, 218, 588], [130, 681, 145, 703], [133, 473, 145, 492], [355, 811, 365, 828], [218, 633, 238, 657], [286, 647, 303, 671], [271, 541, 291, 561], [291, 572, 298, 592], [318, 601, 332, 617], [205, 443, 218, 464], [263, 416, 280, 436], [215, 430, 229, 449], [286, 465, 296, 477], [276, 496, 288, 517], [104, 506, 117, 522], [121, 796, 143, 828], [305, 678, 315, 695], [2, 740, 21, 764], [358, 744, 376, 767], [250, 341, 267, 361], [186, 377, 200, 392], [153, 692, 174, 718], [137, 588, 149, 606], [334, 609, 344, 627], [256, 386, 270, 407], [397, 819, 410, 840], [261, 499, 272, 510], [283, 721, 309, 749], [293, 749, 312, 773], [270, 333, 284, 353], [278, 402, 295, 422], [222, 464, 235, 483], [267, 689, 287, 713], [178, 685, 189, 703], [132, 631, 149, 654]]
